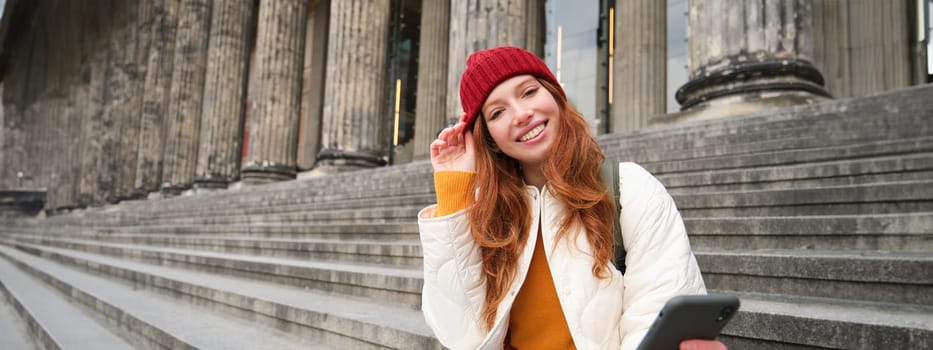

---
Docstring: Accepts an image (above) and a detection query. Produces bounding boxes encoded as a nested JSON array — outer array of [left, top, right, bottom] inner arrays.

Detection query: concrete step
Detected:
[[73, 205, 426, 228], [0, 245, 332, 350], [697, 249, 933, 306], [64, 201, 428, 227], [1, 222, 422, 241], [606, 114, 931, 163], [0, 257, 126, 350], [0, 290, 36, 350], [0, 242, 441, 349], [633, 136, 933, 175], [662, 153, 933, 194], [11, 234, 423, 267], [685, 213, 933, 252], [675, 180, 933, 217], [600, 85, 933, 155], [132, 188, 435, 223], [719, 292, 933, 349], [5, 239, 424, 309]]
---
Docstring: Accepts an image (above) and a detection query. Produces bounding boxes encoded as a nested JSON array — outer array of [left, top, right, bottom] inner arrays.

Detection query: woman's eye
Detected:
[[523, 88, 538, 98], [489, 110, 502, 120]]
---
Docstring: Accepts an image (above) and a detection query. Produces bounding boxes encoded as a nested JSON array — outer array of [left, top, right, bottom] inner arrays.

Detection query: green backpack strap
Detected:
[[601, 160, 627, 275]]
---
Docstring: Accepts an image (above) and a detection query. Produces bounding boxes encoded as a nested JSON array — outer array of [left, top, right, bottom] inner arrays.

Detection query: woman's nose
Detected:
[[512, 104, 533, 125]]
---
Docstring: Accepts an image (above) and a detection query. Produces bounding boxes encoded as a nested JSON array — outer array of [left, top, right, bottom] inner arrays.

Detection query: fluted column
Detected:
[[314, 0, 390, 172], [135, 0, 179, 197], [97, 1, 139, 203], [195, 0, 256, 188], [412, 0, 450, 161], [812, 0, 911, 98], [446, 0, 535, 120], [296, 0, 330, 171], [161, 0, 212, 195], [77, 2, 112, 206], [614, 0, 666, 133], [674, 0, 829, 119], [112, 2, 153, 200], [241, 0, 308, 183], [0, 49, 30, 189], [51, 1, 84, 209], [525, 0, 545, 56]]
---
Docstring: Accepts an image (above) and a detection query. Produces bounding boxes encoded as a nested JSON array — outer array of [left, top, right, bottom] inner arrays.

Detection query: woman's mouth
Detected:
[[518, 123, 546, 142]]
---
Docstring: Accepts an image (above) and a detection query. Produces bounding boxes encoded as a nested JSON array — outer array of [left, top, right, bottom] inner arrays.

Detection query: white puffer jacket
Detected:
[[418, 162, 706, 350]]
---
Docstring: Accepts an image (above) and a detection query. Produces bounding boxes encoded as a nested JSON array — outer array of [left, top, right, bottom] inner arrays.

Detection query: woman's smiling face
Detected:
[[481, 75, 561, 169]]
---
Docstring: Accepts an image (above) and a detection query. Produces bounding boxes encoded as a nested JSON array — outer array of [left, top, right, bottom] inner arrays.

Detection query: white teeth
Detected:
[[519, 124, 545, 142]]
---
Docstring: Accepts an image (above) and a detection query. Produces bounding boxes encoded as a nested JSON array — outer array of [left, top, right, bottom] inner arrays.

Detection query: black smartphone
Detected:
[[635, 294, 740, 350]]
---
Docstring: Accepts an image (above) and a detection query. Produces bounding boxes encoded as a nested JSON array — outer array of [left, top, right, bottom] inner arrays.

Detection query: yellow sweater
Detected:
[[433, 172, 575, 349]]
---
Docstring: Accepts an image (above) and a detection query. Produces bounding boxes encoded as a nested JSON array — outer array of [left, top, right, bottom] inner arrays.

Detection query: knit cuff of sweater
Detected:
[[434, 171, 476, 216]]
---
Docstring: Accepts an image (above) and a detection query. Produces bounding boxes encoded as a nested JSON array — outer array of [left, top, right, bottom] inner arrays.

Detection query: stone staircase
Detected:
[[1, 84, 932, 349]]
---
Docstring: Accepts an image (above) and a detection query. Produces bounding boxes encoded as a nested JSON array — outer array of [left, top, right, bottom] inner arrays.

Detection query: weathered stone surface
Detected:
[[314, 0, 390, 172], [412, 0, 450, 161], [241, 0, 309, 183], [672, 0, 830, 122], [161, 0, 212, 195], [135, 0, 180, 196], [195, 0, 255, 188]]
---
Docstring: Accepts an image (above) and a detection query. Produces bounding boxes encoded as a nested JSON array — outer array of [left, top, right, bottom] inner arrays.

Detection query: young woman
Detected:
[[418, 46, 724, 350]]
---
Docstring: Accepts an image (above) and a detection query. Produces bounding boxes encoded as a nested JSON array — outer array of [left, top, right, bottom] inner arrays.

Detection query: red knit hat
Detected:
[[458, 46, 564, 129]]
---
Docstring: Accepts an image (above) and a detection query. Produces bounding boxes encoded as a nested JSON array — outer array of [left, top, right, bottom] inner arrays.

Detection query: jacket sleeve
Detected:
[[418, 206, 488, 349], [616, 162, 707, 350]]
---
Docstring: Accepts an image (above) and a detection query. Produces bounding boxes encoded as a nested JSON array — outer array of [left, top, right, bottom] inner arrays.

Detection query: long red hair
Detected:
[[468, 79, 616, 330]]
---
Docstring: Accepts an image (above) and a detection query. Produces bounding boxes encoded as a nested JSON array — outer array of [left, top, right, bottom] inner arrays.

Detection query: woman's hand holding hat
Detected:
[[430, 117, 476, 173]]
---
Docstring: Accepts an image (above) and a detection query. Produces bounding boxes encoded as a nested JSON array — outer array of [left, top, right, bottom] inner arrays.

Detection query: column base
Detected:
[[160, 183, 191, 197], [240, 163, 296, 185], [653, 90, 829, 126], [676, 58, 832, 111], [314, 148, 386, 173], [193, 175, 232, 190]]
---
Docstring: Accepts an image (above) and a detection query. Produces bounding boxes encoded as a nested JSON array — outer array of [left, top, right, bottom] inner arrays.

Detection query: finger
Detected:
[[463, 128, 475, 150], [430, 139, 446, 157]]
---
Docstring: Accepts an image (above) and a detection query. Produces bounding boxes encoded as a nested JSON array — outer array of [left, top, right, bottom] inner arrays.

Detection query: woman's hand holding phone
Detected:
[[430, 117, 476, 173], [680, 339, 727, 350]]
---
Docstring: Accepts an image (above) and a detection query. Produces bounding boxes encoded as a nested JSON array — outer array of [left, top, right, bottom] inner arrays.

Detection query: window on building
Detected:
[[386, 0, 421, 164]]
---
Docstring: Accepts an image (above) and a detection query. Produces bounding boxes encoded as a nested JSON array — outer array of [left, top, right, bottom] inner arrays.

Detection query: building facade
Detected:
[[0, 0, 930, 210]]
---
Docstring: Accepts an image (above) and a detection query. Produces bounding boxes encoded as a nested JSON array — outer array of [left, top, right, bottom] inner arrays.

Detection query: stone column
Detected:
[[0, 38, 31, 189], [525, 0, 546, 57], [194, 0, 256, 189], [613, 0, 666, 133], [446, 0, 535, 120], [672, 0, 830, 121], [296, 0, 330, 171], [114, 2, 153, 200], [52, 1, 85, 209], [241, 0, 308, 183], [411, 0, 450, 161], [77, 2, 112, 206], [812, 0, 911, 98], [97, 1, 138, 203], [161, 0, 212, 195], [135, 0, 179, 197], [313, 0, 390, 172]]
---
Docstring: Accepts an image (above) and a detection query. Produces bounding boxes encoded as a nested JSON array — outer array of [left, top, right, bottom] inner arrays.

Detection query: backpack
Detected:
[[601, 160, 627, 274]]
